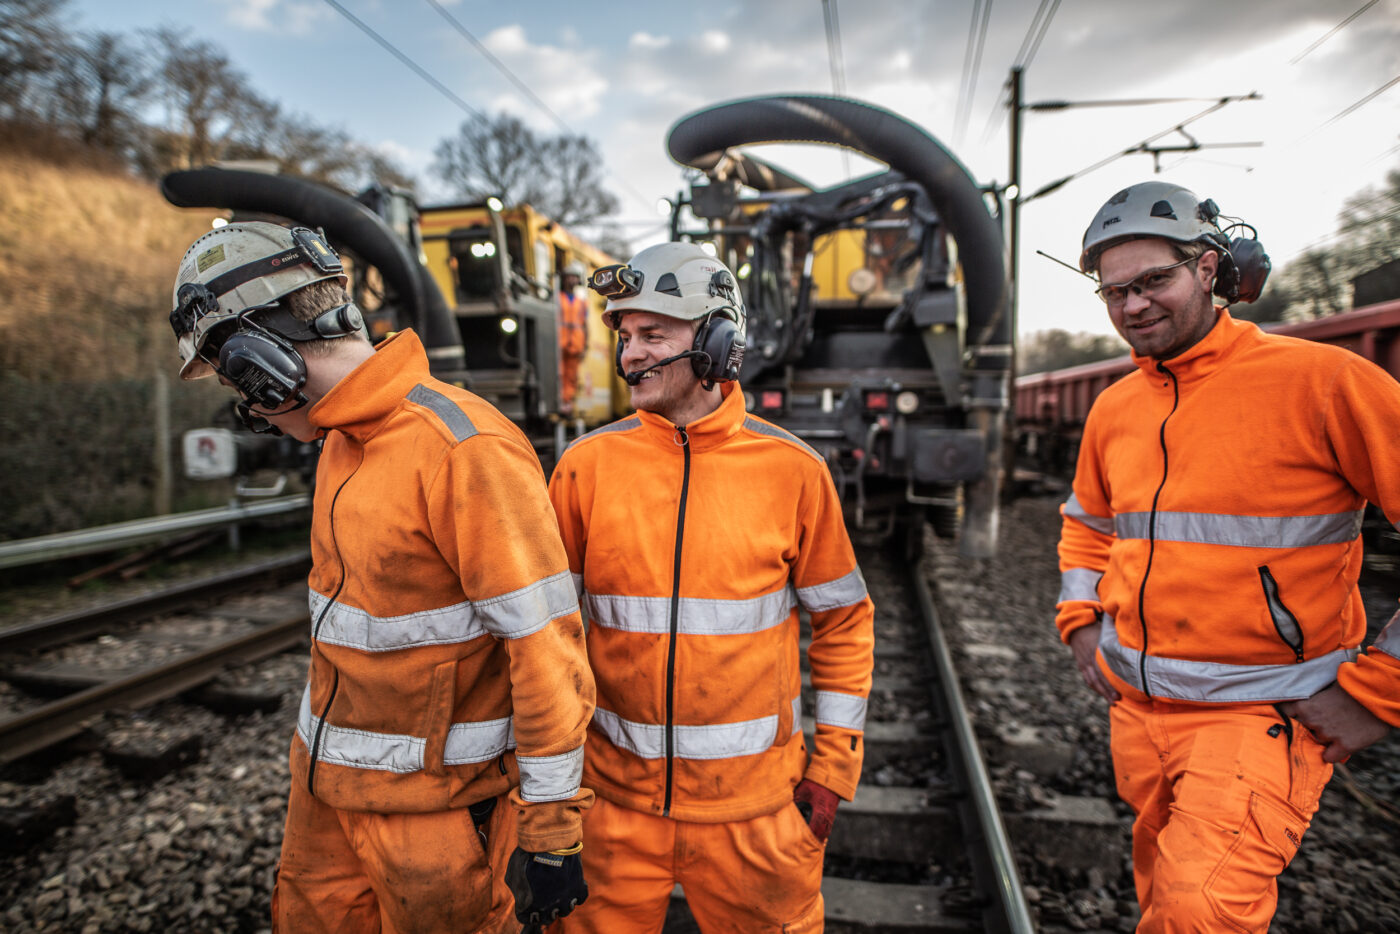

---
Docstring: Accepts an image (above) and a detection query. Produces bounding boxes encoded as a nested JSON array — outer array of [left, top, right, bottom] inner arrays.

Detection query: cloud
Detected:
[[629, 32, 671, 51], [474, 24, 609, 124], [217, 0, 328, 36]]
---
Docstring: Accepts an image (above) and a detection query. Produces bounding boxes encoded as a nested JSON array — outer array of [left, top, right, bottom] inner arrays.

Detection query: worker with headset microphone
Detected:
[[166, 221, 595, 933], [547, 242, 875, 932], [1056, 181, 1400, 932]]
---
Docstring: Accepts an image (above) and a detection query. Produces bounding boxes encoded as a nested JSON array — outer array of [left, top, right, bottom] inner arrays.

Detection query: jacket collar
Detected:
[[309, 330, 430, 443], [1131, 308, 1256, 384], [635, 382, 747, 453]]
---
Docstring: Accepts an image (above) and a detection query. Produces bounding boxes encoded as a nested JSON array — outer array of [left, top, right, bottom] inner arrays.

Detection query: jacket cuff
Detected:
[[511, 787, 595, 852], [803, 748, 859, 802], [1336, 650, 1400, 728], [1056, 601, 1101, 645]]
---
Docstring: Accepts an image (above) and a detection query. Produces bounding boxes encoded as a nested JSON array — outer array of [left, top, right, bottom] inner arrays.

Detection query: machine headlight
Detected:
[[895, 391, 919, 414]]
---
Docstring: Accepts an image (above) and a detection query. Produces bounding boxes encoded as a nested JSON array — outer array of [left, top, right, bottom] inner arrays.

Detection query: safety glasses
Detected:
[[1095, 257, 1196, 308]]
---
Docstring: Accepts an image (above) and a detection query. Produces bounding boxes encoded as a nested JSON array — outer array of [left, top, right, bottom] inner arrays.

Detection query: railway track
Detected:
[[0, 553, 311, 765], [666, 542, 1034, 934], [0, 536, 1036, 932]]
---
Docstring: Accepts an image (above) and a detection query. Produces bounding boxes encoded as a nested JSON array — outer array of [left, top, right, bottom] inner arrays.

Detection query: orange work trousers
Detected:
[[556, 795, 825, 933], [1110, 697, 1332, 933], [273, 778, 517, 934], [560, 352, 582, 411]]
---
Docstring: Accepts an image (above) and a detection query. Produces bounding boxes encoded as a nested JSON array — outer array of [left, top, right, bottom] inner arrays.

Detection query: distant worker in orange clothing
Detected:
[[1056, 181, 1400, 932], [558, 261, 589, 414], [548, 242, 875, 932], [165, 221, 595, 932]]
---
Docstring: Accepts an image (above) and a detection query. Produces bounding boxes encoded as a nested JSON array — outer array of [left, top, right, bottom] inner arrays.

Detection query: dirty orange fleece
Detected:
[[1057, 310, 1400, 725], [292, 329, 594, 853], [549, 383, 875, 823]]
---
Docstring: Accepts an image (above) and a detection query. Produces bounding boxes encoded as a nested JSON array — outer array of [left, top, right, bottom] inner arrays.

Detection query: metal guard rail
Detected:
[[0, 495, 311, 570]]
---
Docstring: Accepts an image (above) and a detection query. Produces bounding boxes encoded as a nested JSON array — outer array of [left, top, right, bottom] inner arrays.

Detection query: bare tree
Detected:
[[543, 134, 619, 227], [433, 112, 617, 226], [146, 26, 271, 170], [63, 31, 151, 152], [0, 0, 72, 119]]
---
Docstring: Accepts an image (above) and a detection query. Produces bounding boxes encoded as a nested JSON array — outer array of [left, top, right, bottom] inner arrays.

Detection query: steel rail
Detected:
[[0, 552, 312, 655], [913, 567, 1036, 934], [0, 495, 311, 570], [0, 613, 308, 764]]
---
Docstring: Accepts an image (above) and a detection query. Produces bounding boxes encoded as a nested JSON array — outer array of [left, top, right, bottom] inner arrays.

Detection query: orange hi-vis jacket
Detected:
[[548, 383, 875, 822], [559, 292, 588, 357], [1058, 310, 1400, 726], [295, 330, 595, 852]]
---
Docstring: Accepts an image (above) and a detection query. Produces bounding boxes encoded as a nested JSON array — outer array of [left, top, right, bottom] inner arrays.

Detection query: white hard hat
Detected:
[[1079, 181, 1229, 274], [589, 241, 745, 330], [169, 222, 347, 379], [562, 261, 587, 279]]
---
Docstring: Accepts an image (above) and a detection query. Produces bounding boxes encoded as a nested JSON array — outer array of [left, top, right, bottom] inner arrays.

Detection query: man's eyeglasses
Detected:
[[1094, 257, 1196, 307]]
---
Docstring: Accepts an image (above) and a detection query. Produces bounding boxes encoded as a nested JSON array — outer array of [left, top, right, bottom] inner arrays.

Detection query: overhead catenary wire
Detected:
[[822, 0, 853, 179], [1021, 96, 1257, 203], [822, 0, 848, 96], [954, 0, 994, 146], [420, 0, 654, 212], [422, 0, 571, 136], [1300, 74, 1400, 139], [979, 0, 1061, 144], [318, 0, 483, 120], [1290, 0, 1381, 65]]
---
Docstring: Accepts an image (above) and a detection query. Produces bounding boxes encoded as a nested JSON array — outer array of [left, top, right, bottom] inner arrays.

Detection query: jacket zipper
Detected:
[[1138, 362, 1180, 698], [306, 465, 356, 795], [663, 426, 691, 817], [1258, 566, 1305, 662]]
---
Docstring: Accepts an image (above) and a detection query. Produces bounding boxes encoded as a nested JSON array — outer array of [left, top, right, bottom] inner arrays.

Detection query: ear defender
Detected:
[[691, 308, 746, 386], [218, 327, 307, 411]]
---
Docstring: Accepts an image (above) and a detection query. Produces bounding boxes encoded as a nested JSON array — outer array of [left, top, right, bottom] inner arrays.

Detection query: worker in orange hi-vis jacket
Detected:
[[548, 242, 875, 933], [166, 221, 595, 933], [1057, 181, 1400, 933], [558, 261, 589, 415]]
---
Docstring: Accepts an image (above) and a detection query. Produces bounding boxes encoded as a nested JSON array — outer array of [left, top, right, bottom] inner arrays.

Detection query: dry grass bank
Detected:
[[0, 128, 233, 539], [0, 124, 218, 380]]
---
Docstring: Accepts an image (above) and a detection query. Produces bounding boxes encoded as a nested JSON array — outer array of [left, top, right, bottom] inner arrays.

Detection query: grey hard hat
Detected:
[[592, 241, 745, 330], [170, 222, 347, 379], [1079, 181, 1228, 273]]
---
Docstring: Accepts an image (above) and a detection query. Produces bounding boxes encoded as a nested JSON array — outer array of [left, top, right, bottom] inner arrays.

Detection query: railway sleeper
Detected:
[[666, 876, 982, 933]]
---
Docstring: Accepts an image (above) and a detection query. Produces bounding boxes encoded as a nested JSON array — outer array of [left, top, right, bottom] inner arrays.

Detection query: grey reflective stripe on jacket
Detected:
[[309, 570, 578, 650], [815, 690, 867, 731], [1058, 567, 1103, 604], [516, 747, 585, 802], [295, 685, 517, 773], [1097, 620, 1357, 703], [1063, 493, 1114, 535], [585, 587, 796, 636], [591, 698, 803, 760], [1114, 510, 1365, 548], [796, 567, 868, 612]]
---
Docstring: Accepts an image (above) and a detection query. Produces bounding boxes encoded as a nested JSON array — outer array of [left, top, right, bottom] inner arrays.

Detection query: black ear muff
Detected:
[[218, 328, 307, 411], [691, 308, 746, 386], [1226, 237, 1271, 304]]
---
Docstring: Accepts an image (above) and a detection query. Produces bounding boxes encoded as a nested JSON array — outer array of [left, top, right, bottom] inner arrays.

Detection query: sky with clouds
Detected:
[[68, 0, 1400, 338]]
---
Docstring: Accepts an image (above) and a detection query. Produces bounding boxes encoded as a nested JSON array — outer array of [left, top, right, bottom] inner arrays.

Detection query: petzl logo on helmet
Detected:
[[1102, 216, 1121, 228]]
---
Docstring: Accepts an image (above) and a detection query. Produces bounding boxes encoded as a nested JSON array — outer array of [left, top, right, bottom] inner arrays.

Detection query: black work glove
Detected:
[[506, 842, 588, 926]]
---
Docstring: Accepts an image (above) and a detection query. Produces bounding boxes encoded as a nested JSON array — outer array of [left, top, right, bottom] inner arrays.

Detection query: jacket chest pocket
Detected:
[[1257, 566, 1303, 662]]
